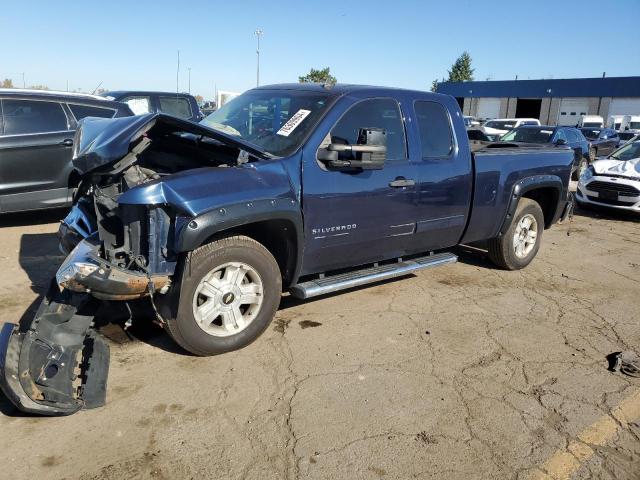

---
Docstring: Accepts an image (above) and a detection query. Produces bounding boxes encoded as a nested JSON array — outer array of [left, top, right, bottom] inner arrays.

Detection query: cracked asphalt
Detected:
[[0, 205, 639, 480]]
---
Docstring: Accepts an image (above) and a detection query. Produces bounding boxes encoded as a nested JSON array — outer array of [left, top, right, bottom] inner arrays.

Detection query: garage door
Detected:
[[476, 98, 501, 120], [557, 98, 589, 126], [608, 98, 640, 116]]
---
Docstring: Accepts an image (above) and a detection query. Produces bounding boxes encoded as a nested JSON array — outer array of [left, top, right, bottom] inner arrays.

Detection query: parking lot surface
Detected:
[[0, 206, 639, 480]]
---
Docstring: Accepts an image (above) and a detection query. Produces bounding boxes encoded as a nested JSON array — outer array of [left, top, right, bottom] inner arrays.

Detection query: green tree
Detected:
[[299, 67, 337, 85], [194, 94, 204, 105], [1, 78, 14, 88], [28, 84, 49, 90], [430, 79, 439, 92], [447, 51, 474, 82]]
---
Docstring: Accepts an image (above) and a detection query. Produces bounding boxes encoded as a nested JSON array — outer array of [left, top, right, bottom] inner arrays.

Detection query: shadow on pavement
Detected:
[[0, 208, 68, 228], [573, 204, 640, 223]]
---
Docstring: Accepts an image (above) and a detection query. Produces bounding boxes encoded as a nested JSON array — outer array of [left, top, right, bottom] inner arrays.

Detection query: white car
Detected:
[[578, 115, 604, 128], [577, 139, 640, 212], [481, 118, 540, 137]]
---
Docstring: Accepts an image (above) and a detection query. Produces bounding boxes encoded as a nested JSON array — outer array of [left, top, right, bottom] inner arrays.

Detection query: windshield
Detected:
[[582, 122, 602, 128], [484, 120, 516, 131], [610, 141, 640, 161], [501, 127, 554, 143], [630, 122, 640, 129], [200, 89, 333, 157], [580, 128, 602, 140]]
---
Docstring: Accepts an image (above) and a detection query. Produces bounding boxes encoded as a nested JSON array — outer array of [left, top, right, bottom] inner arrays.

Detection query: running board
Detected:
[[290, 252, 457, 299]]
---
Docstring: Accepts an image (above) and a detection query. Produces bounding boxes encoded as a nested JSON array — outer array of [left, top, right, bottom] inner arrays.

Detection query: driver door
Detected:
[[300, 97, 418, 275]]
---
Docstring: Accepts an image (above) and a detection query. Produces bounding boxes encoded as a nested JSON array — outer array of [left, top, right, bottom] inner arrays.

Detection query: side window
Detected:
[[554, 129, 567, 142], [2, 99, 68, 135], [414, 101, 454, 159], [158, 96, 193, 119], [330, 98, 407, 161], [68, 104, 116, 121], [122, 96, 151, 115]]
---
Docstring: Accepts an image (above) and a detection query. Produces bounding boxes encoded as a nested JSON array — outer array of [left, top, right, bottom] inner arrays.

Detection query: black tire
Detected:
[[487, 198, 544, 270], [572, 157, 588, 181], [163, 235, 282, 356]]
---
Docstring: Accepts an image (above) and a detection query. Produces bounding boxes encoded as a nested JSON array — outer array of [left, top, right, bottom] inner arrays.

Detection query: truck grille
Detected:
[[587, 181, 640, 197]]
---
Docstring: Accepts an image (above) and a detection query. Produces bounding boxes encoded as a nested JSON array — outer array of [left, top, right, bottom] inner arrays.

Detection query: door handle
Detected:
[[59, 139, 74, 147], [389, 177, 415, 188]]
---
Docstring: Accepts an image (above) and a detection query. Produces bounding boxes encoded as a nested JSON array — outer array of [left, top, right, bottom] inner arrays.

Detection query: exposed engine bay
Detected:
[[0, 114, 268, 415]]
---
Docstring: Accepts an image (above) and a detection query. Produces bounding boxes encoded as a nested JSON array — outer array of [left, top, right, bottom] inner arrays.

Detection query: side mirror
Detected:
[[554, 138, 567, 145], [318, 128, 387, 170]]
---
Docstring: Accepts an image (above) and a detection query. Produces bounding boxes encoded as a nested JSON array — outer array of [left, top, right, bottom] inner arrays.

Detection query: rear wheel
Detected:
[[164, 235, 282, 356], [487, 198, 544, 270]]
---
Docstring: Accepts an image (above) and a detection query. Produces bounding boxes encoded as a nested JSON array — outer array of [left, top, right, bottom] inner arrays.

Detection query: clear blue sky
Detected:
[[2, 0, 639, 100]]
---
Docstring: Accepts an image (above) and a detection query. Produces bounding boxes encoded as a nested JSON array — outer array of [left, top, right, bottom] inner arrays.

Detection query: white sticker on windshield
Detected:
[[277, 109, 311, 137]]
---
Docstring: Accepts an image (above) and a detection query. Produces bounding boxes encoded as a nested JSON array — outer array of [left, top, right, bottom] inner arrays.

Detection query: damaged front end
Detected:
[[1, 114, 270, 415]]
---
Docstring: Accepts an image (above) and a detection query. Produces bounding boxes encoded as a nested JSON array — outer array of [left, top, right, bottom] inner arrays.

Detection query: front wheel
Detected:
[[164, 235, 282, 356], [487, 198, 544, 270]]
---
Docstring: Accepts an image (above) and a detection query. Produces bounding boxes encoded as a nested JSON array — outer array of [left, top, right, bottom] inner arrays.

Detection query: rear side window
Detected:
[[414, 101, 454, 159], [158, 96, 193, 119], [565, 129, 579, 143], [68, 104, 116, 121], [330, 98, 407, 161], [2, 99, 68, 135], [122, 96, 151, 115]]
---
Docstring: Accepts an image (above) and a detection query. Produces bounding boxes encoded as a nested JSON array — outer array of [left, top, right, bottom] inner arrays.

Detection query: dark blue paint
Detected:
[[82, 84, 572, 279]]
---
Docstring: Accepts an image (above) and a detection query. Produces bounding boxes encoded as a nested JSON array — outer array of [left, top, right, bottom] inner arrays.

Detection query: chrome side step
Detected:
[[290, 252, 457, 299]]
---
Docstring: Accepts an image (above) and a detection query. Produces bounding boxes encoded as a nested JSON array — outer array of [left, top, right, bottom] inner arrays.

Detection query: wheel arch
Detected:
[[500, 175, 565, 234], [175, 203, 303, 288]]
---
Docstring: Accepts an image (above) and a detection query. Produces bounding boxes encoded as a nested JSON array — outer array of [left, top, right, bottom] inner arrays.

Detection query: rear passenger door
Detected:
[[411, 100, 473, 250], [0, 98, 74, 212]]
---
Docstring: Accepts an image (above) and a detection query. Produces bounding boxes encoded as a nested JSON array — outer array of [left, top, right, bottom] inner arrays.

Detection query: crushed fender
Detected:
[[0, 281, 108, 416]]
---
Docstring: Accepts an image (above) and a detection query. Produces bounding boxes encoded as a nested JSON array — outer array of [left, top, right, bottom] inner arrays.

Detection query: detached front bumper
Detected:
[[0, 283, 109, 415], [57, 237, 170, 301]]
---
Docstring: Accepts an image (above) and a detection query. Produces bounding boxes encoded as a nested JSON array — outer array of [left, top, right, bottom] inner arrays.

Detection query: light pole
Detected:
[[254, 28, 263, 87], [188, 67, 191, 94]]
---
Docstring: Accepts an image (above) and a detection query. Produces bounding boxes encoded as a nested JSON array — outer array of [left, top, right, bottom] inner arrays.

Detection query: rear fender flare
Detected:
[[499, 175, 564, 236]]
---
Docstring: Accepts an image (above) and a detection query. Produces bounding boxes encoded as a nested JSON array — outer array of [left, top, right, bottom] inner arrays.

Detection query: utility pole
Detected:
[[176, 50, 180, 93], [254, 28, 263, 87], [188, 67, 191, 94], [22, 72, 25, 88]]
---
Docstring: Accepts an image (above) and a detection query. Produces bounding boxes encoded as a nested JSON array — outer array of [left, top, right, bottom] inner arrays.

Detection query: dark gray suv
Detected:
[[0, 89, 133, 213]]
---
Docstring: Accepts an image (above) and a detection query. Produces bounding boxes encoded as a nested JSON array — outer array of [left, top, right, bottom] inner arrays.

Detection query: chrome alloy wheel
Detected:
[[513, 214, 538, 259], [192, 262, 264, 337]]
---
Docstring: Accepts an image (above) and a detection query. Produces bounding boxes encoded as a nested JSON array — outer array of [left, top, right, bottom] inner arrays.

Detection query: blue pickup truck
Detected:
[[0, 84, 573, 415]]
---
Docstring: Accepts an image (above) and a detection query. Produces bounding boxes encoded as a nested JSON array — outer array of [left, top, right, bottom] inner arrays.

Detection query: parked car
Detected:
[[618, 132, 639, 147], [481, 118, 540, 137], [621, 115, 640, 133], [0, 89, 133, 213], [463, 116, 479, 128], [578, 115, 604, 128], [579, 128, 620, 157], [101, 91, 203, 122], [0, 83, 574, 415], [607, 115, 625, 131], [500, 125, 590, 179], [577, 139, 640, 212], [467, 128, 497, 151]]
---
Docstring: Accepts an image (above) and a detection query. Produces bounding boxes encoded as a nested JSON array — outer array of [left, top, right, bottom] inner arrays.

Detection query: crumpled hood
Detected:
[[72, 113, 268, 174], [592, 157, 640, 179]]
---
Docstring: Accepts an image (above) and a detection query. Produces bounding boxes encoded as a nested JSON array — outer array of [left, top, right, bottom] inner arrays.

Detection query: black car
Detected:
[[579, 128, 619, 158], [0, 89, 133, 213], [101, 91, 203, 122], [617, 131, 638, 146], [500, 125, 590, 179]]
